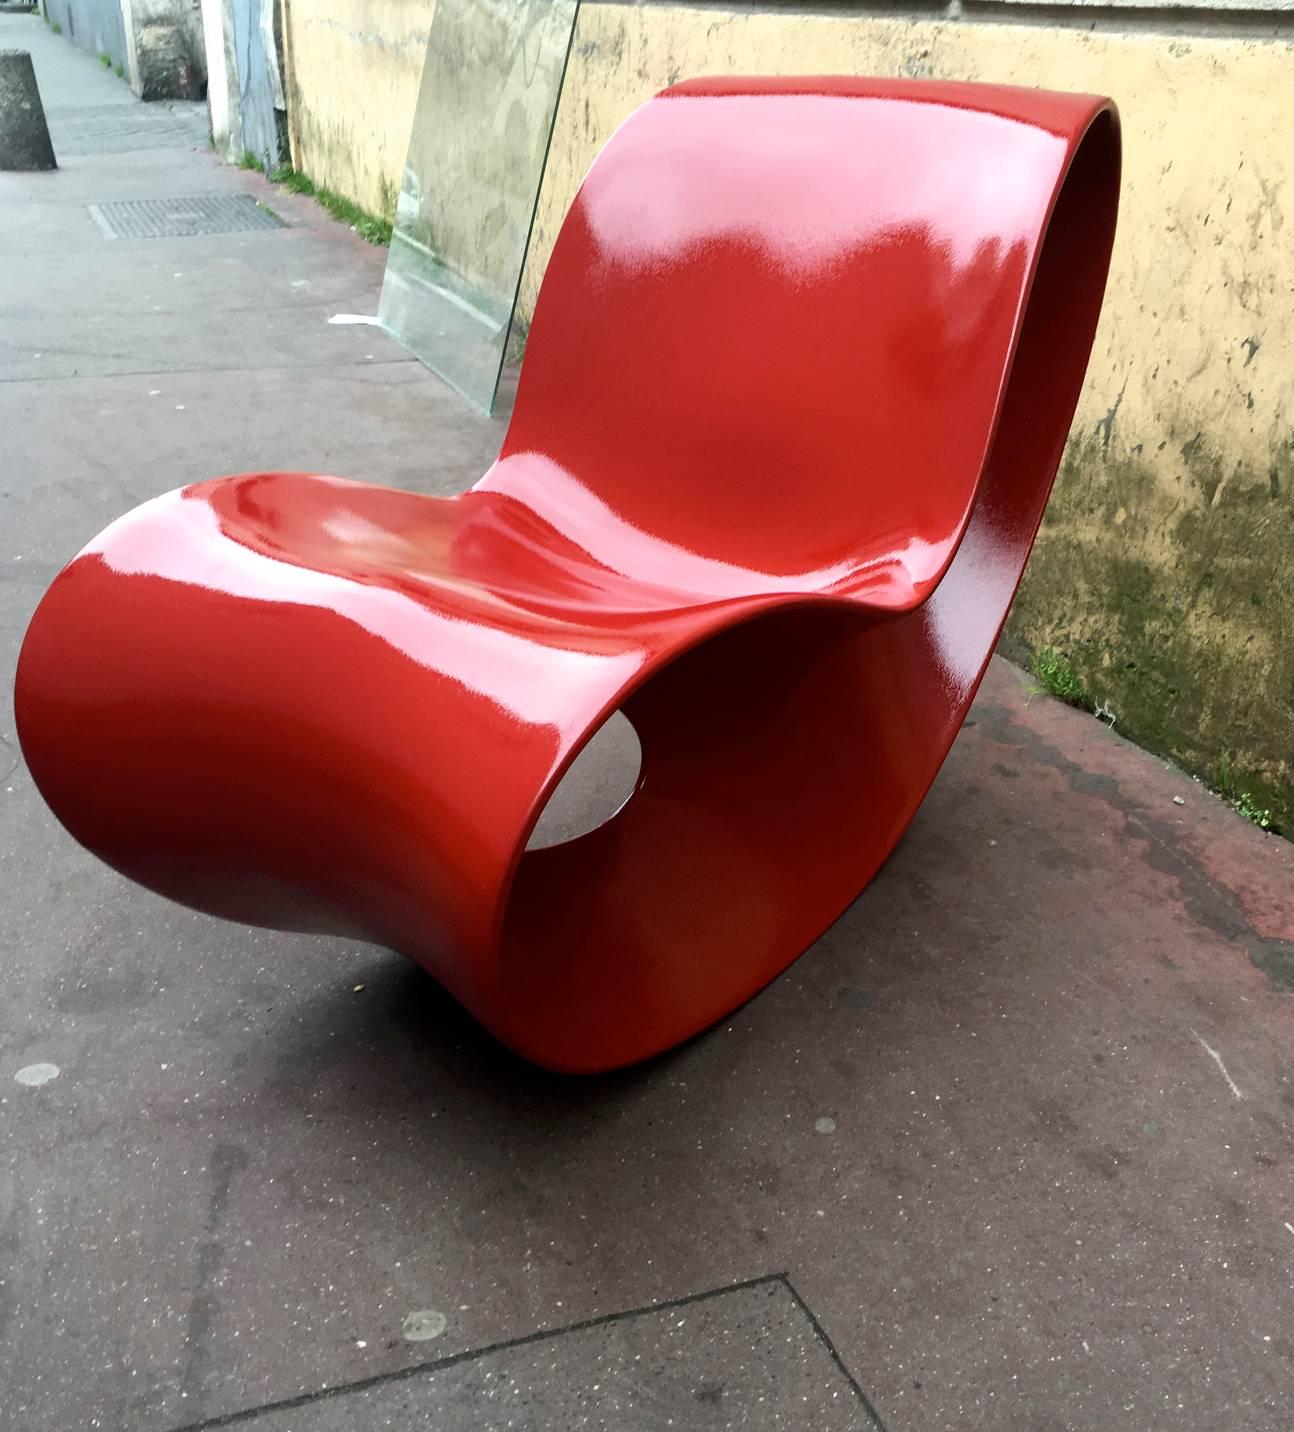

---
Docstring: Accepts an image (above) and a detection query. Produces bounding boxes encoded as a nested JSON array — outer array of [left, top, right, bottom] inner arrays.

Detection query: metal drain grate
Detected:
[[87, 194, 284, 240]]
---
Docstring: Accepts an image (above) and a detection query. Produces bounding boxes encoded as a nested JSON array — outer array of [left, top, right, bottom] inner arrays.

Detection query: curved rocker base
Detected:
[[501, 605, 930, 1070]]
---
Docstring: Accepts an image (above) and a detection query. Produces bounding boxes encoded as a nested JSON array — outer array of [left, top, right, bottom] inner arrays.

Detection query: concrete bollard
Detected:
[[0, 50, 57, 171]]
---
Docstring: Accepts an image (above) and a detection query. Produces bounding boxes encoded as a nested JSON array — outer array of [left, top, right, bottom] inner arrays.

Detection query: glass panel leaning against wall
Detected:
[[379, 0, 580, 413]]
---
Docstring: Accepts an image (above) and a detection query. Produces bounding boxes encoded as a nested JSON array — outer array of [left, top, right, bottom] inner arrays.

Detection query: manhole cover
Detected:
[[87, 194, 284, 240]]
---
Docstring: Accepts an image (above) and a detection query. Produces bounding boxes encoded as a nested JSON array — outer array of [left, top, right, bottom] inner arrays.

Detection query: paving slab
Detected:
[[195, 1278, 877, 1432], [3, 13, 1293, 1432], [0, 290, 406, 381], [6, 238, 389, 317], [43, 101, 207, 157]]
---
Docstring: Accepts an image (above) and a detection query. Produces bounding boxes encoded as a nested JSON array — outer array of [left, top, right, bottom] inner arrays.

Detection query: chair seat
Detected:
[[191, 471, 710, 621], [192, 463, 933, 620]]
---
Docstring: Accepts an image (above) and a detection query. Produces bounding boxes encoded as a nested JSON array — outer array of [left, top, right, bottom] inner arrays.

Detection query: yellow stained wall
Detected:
[[283, 0, 435, 218], [285, 3, 1294, 827]]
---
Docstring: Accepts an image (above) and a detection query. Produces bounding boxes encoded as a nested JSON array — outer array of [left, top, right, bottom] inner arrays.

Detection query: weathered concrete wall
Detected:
[[127, 0, 206, 99], [282, 0, 433, 220], [282, 0, 1294, 827]]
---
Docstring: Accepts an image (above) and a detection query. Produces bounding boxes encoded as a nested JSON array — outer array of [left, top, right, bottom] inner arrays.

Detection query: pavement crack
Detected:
[[780, 1275, 889, 1430], [0, 733, 18, 785], [179, 1144, 250, 1415], [1192, 1030, 1245, 1100]]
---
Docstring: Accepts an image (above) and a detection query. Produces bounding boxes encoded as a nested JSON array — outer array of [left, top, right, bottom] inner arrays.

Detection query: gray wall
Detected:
[[44, 0, 129, 72]]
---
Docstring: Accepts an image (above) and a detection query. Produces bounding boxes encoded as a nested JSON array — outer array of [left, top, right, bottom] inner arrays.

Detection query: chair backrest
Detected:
[[484, 77, 1119, 604]]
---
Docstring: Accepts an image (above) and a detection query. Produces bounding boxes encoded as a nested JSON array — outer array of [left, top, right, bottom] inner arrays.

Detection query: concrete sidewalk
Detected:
[[3, 16, 1294, 1431]]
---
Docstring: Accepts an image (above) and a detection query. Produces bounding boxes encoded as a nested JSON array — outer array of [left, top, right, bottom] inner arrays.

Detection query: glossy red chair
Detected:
[[15, 78, 1120, 1072]]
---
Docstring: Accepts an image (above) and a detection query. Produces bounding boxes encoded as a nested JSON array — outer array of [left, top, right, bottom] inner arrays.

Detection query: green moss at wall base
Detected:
[[267, 165, 392, 245], [1007, 430, 1294, 835]]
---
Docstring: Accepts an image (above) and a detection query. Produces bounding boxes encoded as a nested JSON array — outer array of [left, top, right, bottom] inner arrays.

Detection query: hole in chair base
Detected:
[[526, 710, 642, 851]]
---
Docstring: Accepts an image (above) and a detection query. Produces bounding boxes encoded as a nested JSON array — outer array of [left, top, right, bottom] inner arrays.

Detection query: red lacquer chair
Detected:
[[15, 79, 1120, 1071]]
